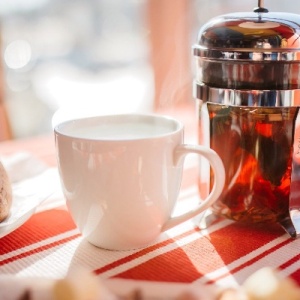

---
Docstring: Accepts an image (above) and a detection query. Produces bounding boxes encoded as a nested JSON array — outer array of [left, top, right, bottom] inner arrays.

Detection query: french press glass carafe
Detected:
[[193, 0, 300, 237]]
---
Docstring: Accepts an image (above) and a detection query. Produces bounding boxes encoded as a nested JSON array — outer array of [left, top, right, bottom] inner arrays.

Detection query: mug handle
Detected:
[[162, 144, 225, 231]]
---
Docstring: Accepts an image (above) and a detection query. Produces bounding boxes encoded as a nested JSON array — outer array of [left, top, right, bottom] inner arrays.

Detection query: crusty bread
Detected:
[[0, 161, 12, 222]]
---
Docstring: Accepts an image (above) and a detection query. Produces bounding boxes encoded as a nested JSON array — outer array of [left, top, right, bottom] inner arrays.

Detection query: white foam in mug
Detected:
[[54, 114, 225, 250]]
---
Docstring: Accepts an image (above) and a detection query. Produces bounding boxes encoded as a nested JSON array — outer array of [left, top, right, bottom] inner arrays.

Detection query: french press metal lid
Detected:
[[193, 0, 300, 106]]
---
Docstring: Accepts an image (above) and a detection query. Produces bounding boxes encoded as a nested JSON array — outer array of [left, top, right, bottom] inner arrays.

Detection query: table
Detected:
[[1, 130, 300, 298]]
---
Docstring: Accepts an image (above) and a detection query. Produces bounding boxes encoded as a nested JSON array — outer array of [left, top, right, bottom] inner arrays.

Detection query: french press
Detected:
[[193, 0, 300, 237]]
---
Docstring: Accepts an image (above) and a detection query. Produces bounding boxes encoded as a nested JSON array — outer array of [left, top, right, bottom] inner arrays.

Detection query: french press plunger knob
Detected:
[[254, 0, 269, 13]]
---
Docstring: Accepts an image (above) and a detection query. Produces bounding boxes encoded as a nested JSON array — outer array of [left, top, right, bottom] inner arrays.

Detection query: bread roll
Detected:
[[0, 161, 12, 222], [243, 267, 300, 300]]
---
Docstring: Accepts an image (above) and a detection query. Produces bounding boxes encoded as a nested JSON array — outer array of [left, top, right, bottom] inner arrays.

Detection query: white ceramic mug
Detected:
[[54, 114, 225, 250]]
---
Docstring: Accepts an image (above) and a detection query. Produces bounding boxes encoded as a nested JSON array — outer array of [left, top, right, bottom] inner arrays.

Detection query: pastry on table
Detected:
[[1, 267, 300, 299], [0, 160, 12, 222]]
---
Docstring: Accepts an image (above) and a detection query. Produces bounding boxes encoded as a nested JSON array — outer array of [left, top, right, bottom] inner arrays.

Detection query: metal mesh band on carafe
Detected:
[[193, 1, 300, 237]]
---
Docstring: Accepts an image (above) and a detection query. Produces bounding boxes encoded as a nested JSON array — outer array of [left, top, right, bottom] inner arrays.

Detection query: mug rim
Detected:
[[54, 113, 183, 141]]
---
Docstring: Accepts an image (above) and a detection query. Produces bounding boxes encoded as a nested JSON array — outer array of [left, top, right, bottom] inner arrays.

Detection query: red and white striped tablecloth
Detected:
[[1, 132, 300, 299]]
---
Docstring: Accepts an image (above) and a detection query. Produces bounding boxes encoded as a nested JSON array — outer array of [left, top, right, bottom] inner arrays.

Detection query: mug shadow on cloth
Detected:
[[67, 230, 202, 283]]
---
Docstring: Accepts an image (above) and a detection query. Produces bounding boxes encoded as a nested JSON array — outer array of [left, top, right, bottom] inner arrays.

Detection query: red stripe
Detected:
[[195, 222, 284, 266], [0, 233, 81, 266], [94, 224, 205, 276], [290, 268, 300, 285], [0, 209, 77, 255], [280, 254, 300, 271], [205, 238, 292, 285], [109, 222, 285, 283], [278, 253, 300, 285], [112, 247, 200, 283]]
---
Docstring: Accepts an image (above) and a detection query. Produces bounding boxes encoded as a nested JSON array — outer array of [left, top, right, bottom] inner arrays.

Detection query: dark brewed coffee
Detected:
[[202, 103, 299, 223]]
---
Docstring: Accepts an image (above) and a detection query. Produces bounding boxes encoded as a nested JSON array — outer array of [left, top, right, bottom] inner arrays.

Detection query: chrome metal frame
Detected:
[[194, 81, 299, 106]]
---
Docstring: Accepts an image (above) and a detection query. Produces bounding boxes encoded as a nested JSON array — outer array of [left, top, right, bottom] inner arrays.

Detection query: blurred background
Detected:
[[0, 0, 299, 140]]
